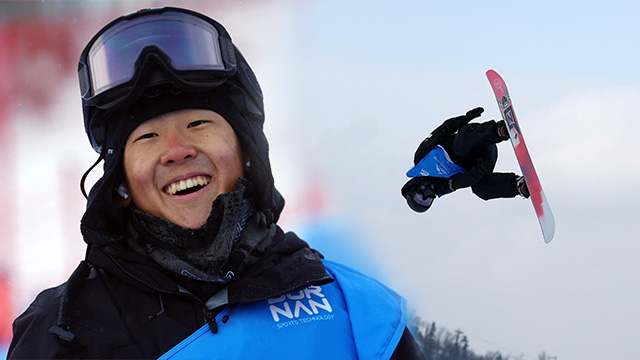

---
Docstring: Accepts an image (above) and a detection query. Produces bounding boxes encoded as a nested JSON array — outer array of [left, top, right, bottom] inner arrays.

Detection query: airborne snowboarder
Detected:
[[402, 107, 529, 212]]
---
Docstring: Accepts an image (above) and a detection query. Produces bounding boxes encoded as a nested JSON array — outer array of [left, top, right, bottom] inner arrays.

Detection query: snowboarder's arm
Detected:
[[413, 107, 484, 164]]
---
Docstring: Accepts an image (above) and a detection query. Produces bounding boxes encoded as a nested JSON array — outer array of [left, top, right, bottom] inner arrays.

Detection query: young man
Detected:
[[8, 7, 422, 359], [402, 107, 529, 212]]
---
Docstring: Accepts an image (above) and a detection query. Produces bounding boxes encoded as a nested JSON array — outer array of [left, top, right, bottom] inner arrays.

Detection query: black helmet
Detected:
[[78, 7, 283, 243], [401, 177, 436, 213], [79, 6, 263, 153]]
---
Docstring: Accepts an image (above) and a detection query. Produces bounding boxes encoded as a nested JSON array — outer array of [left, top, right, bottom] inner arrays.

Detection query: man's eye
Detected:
[[136, 133, 157, 141], [187, 120, 208, 128]]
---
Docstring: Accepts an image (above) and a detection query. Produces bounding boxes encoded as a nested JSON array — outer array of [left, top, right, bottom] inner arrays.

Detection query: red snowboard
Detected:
[[487, 69, 555, 243]]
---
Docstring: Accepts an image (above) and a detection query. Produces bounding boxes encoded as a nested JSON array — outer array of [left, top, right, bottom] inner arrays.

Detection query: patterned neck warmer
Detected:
[[126, 178, 276, 283]]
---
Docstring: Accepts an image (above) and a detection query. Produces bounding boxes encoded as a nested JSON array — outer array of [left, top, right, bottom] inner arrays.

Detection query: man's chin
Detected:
[[168, 215, 209, 229]]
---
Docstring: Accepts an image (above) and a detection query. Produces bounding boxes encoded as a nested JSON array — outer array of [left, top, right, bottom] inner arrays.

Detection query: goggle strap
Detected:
[[80, 152, 105, 199]]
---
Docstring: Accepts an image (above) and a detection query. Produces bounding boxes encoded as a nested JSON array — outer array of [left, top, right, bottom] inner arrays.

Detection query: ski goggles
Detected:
[[78, 7, 237, 109]]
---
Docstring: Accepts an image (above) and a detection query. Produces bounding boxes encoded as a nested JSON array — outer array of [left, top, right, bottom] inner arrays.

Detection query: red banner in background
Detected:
[[0, 15, 77, 345], [0, 21, 18, 345], [13, 17, 76, 112], [0, 272, 11, 345], [0, 23, 17, 142]]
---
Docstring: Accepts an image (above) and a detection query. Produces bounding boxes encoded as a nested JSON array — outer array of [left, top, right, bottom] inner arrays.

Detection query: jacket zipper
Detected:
[[104, 251, 213, 325], [204, 309, 218, 333]]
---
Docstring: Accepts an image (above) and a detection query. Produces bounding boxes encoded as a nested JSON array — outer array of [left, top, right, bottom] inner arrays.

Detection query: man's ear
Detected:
[[117, 184, 131, 207]]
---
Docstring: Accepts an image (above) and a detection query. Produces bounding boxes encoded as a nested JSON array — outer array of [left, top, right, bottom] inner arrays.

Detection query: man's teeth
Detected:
[[165, 176, 210, 195]]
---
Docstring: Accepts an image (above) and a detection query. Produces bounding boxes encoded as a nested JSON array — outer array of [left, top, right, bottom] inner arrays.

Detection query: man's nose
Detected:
[[160, 130, 197, 165]]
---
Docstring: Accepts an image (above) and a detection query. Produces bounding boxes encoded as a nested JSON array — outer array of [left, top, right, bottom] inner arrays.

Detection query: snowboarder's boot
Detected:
[[497, 120, 509, 141], [516, 175, 530, 198]]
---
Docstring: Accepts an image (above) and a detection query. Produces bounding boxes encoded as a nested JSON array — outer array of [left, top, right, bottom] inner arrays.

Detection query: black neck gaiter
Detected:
[[125, 178, 276, 284]]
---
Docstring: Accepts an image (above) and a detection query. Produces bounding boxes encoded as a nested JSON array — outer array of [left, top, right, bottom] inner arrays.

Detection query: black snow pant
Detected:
[[444, 120, 519, 200]]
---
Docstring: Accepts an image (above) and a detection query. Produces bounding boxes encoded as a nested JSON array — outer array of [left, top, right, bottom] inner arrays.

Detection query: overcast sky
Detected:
[[277, 2, 639, 359], [4, 1, 639, 359]]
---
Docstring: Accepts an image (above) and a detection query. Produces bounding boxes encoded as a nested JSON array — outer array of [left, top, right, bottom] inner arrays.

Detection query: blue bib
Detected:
[[158, 260, 407, 360], [406, 145, 466, 178]]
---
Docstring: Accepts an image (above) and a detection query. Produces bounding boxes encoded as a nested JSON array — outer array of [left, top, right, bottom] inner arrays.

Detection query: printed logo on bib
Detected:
[[267, 286, 335, 329]]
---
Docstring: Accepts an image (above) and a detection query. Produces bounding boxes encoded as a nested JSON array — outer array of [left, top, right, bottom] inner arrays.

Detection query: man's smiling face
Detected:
[[122, 108, 245, 229]]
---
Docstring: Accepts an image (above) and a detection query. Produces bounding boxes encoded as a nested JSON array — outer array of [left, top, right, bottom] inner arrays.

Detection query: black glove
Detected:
[[464, 107, 484, 120], [413, 107, 484, 164], [430, 176, 454, 196]]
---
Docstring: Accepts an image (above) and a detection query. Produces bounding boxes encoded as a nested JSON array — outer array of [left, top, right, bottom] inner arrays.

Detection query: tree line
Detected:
[[409, 314, 554, 360]]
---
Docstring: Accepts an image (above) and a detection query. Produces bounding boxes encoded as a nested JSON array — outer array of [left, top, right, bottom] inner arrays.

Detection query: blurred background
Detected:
[[1, 1, 639, 359]]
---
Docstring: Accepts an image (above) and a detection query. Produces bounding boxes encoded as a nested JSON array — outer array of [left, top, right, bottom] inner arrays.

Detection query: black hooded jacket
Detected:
[[8, 227, 423, 359], [9, 94, 424, 358], [8, 225, 325, 358]]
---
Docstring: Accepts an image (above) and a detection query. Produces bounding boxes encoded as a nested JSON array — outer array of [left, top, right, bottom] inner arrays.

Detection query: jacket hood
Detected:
[[80, 88, 284, 246]]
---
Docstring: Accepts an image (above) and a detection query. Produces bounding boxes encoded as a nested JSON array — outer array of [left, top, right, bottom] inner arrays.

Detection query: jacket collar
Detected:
[[85, 227, 333, 304]]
